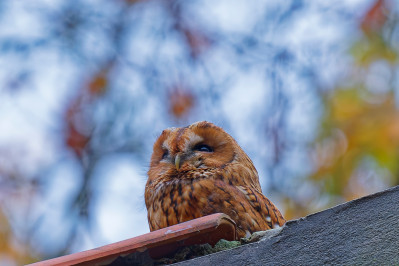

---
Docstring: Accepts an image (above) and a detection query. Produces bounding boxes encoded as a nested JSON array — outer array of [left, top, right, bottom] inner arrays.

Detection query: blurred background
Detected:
[[0, 0, 398, 264]]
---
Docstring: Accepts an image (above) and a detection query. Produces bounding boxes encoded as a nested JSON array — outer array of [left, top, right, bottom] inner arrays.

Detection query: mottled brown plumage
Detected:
[[145, 121, 285, 238]]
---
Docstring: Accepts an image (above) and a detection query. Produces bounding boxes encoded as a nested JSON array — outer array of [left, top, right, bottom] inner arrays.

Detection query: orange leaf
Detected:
[[360, 0, 387, 36], [169, 88, 195, 119], [64, 96, 91, 158], [88, 72, 107, 96], [65, 124, 90, 158]]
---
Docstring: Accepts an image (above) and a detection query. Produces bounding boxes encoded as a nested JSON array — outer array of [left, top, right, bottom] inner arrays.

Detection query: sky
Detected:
[[0, 0, 380, 259]]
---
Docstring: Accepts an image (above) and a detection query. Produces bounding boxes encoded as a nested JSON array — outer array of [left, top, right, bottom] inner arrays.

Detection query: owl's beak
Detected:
[[175, 154, 181, 170]]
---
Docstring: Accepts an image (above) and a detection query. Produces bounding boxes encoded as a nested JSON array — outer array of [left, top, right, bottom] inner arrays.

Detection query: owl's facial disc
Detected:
[[159, 130, 215, 171], [173, 144, 213, 171], [152, 124, 236, 174]]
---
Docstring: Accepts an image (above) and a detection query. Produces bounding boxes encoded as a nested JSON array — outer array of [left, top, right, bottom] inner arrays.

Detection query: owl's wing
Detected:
[[236, 185, 286, 228]]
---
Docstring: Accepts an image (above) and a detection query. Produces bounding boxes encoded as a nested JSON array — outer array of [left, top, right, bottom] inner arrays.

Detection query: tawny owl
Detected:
[[145, 121, 285, 238]]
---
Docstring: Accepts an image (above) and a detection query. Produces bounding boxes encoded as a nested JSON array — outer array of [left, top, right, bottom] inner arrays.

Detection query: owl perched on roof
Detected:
[[145, 121, 285, 238]]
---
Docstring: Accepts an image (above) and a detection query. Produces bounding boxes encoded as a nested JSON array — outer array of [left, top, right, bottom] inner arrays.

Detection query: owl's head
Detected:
[[148, 121, 251, 183]]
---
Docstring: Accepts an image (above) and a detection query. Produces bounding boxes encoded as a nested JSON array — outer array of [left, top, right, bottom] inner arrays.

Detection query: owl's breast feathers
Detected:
[[145, 167, 285, 238]]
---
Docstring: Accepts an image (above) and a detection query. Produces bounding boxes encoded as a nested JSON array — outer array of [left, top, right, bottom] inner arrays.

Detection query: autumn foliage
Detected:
[[0, 0, 398, 264], [284, 0, 399, 219]]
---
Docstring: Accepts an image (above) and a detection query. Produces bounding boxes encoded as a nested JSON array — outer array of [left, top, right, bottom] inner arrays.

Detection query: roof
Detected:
[[29, 185, 399, 265], [28, 213, 236, 265], [178, 185, 399, 265]]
